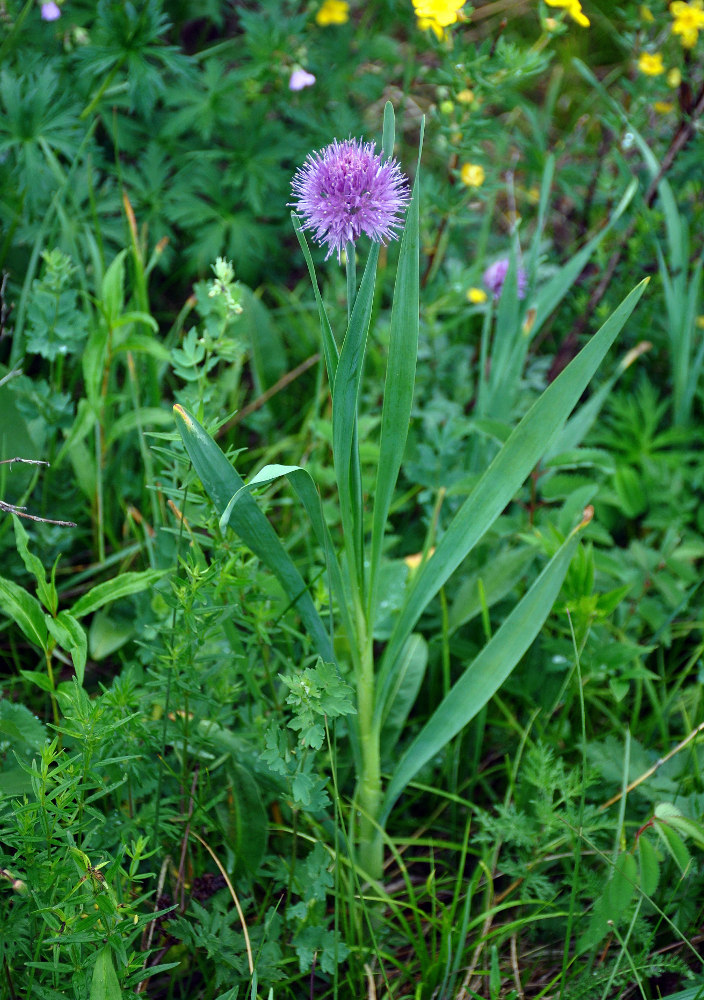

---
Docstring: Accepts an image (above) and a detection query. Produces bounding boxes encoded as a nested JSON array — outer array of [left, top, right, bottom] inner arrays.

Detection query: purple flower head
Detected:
[[41, 1, 61, 20], [289, 68, 316, 91], [483, 258, 527, 300], [290, 138, 410, 262]]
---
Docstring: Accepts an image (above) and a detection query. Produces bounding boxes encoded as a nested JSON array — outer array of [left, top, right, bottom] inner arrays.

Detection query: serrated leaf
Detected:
[[638, 834, 660, 896]]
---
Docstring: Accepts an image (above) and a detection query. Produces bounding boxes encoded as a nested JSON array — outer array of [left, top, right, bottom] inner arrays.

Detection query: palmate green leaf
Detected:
[[375, 278, 648, 729], [379, 526, 580, 824], [368, 119, 423, 619], [174, 406, 334, 663]]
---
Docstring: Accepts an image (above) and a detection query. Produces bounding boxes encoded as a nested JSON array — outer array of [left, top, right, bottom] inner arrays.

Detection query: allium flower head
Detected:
[[290, 138, 410, 262], [289, 68, 316, 90], [41, 1, 61, 19], [483, 258, 527, 300]]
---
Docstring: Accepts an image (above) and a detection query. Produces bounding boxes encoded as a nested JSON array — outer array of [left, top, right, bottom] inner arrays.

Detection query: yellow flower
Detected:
[[670, 0, 704, 47], [404, 547, 435, 572], [315, 0, 349, 26], [456, 88, 475, 104], [460, 162, 485, 187], [467, 287, 488, 303], [667, 66, 682, 86], [696, 315, 704, 329], [544, 0, 590, 27], [413, 0, 467, 37], [640, 4, 654, 20], [638, 51, 665, 75], [654, 100, 675, 112]]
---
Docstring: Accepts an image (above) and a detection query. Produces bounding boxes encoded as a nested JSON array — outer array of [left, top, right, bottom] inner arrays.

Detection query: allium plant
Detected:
[[175, 105, 647, 882], [290, 138, 410, 262]]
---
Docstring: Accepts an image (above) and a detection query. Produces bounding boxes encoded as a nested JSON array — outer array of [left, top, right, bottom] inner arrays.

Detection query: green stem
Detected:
[[354, 606, 383, 880]]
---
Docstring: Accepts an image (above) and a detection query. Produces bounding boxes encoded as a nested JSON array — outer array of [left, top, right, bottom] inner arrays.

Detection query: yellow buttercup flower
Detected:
[[544, 0, 590, 27], [670, 0, 704, 47], [640, 4, 654, 20], [667, 66, 682, 86], [456, 88, 475, 104], [460, 162, 485, 187], [696, 315, 704, 329], [315, 0, 349, 26], [654, 100, 675, 112], [467, 287, 488, 303], [413, 0, 467, 38], [638, 51, 665, 75]]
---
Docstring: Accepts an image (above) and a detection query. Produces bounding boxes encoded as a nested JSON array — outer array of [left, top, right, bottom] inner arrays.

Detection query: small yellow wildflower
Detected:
[[413, 0, 467, 38], [456, 88, 475, 104], [640, 4, 655, 20], [544, 0, 590, 27], [467, 287, 488, 303], [404, 547, 435, 572], [315, 0, 349, 26], [667, 66, 682, 86], [670, 0, 704, 47], [460, 162, 485, 187], [654, 100, 675, 112], [696, 315, 704, 329], [638, 51, 665, 75]]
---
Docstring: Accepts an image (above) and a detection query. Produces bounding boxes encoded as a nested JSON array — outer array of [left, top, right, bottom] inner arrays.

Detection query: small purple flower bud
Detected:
[[289, 68, 316, 91], [41, 1, 61, 20], [483, 258, 527, 300], [290, 138, 410, 262]]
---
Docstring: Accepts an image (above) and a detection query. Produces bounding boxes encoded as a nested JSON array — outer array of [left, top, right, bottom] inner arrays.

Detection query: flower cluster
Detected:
[[315, 0, 349, 26], [290, 138, 410, 263], [289, 68, 316, 91], [483, 259, 528, 300], [670, 0, 704, 47], [544, 0, 590, 27], [412, 0, 467, 39]]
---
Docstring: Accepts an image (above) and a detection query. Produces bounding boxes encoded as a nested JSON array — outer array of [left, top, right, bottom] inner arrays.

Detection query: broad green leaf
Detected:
[[0, 700, 46, 751], [100, 249, 128, 324], [219, 462, 351, 643], [654, 820, 691, 875], [376, 279, 648, 719], [19, 669, 54, 693], [638, 834, 660, 896], [45, 611, 87, 685], [379, 527, 580, 823], [369, 119, 423, 618], [607, 851, 637, 913], [90, 945, 121, 1000], [0, 576, 47, 650], [70, 569, 167, 619], [380, 634, 427, 761], [448, 545, 536, 634], [12, 514, 57, 615], [174, 406, 334, 663]]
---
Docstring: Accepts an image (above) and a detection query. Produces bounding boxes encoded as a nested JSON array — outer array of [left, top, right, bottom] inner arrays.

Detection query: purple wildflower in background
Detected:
[[290, 138, 410, 262], [483, 258, 527, 300], [289, 68, 316, 90], [41, 1, 61, 19]]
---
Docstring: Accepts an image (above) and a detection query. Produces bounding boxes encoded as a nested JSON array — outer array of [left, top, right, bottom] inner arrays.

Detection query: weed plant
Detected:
[[1, 2, 704, 998]]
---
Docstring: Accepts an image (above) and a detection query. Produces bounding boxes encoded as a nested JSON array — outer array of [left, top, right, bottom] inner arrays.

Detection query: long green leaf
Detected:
[[380, 526, 580, 824], [369, 120, 423, 619], [219, 462, 352, 644], [0, 577, 47, 651], [70, 569, 167, 618], [174, 406, 334, 663], [291, 214, 339, 386], [375, 278, 648, 726], [332, 241, 380, 586]]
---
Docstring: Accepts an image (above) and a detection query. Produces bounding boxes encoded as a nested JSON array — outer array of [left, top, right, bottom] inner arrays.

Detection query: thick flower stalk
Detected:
[[290, 138, 410, 262]]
